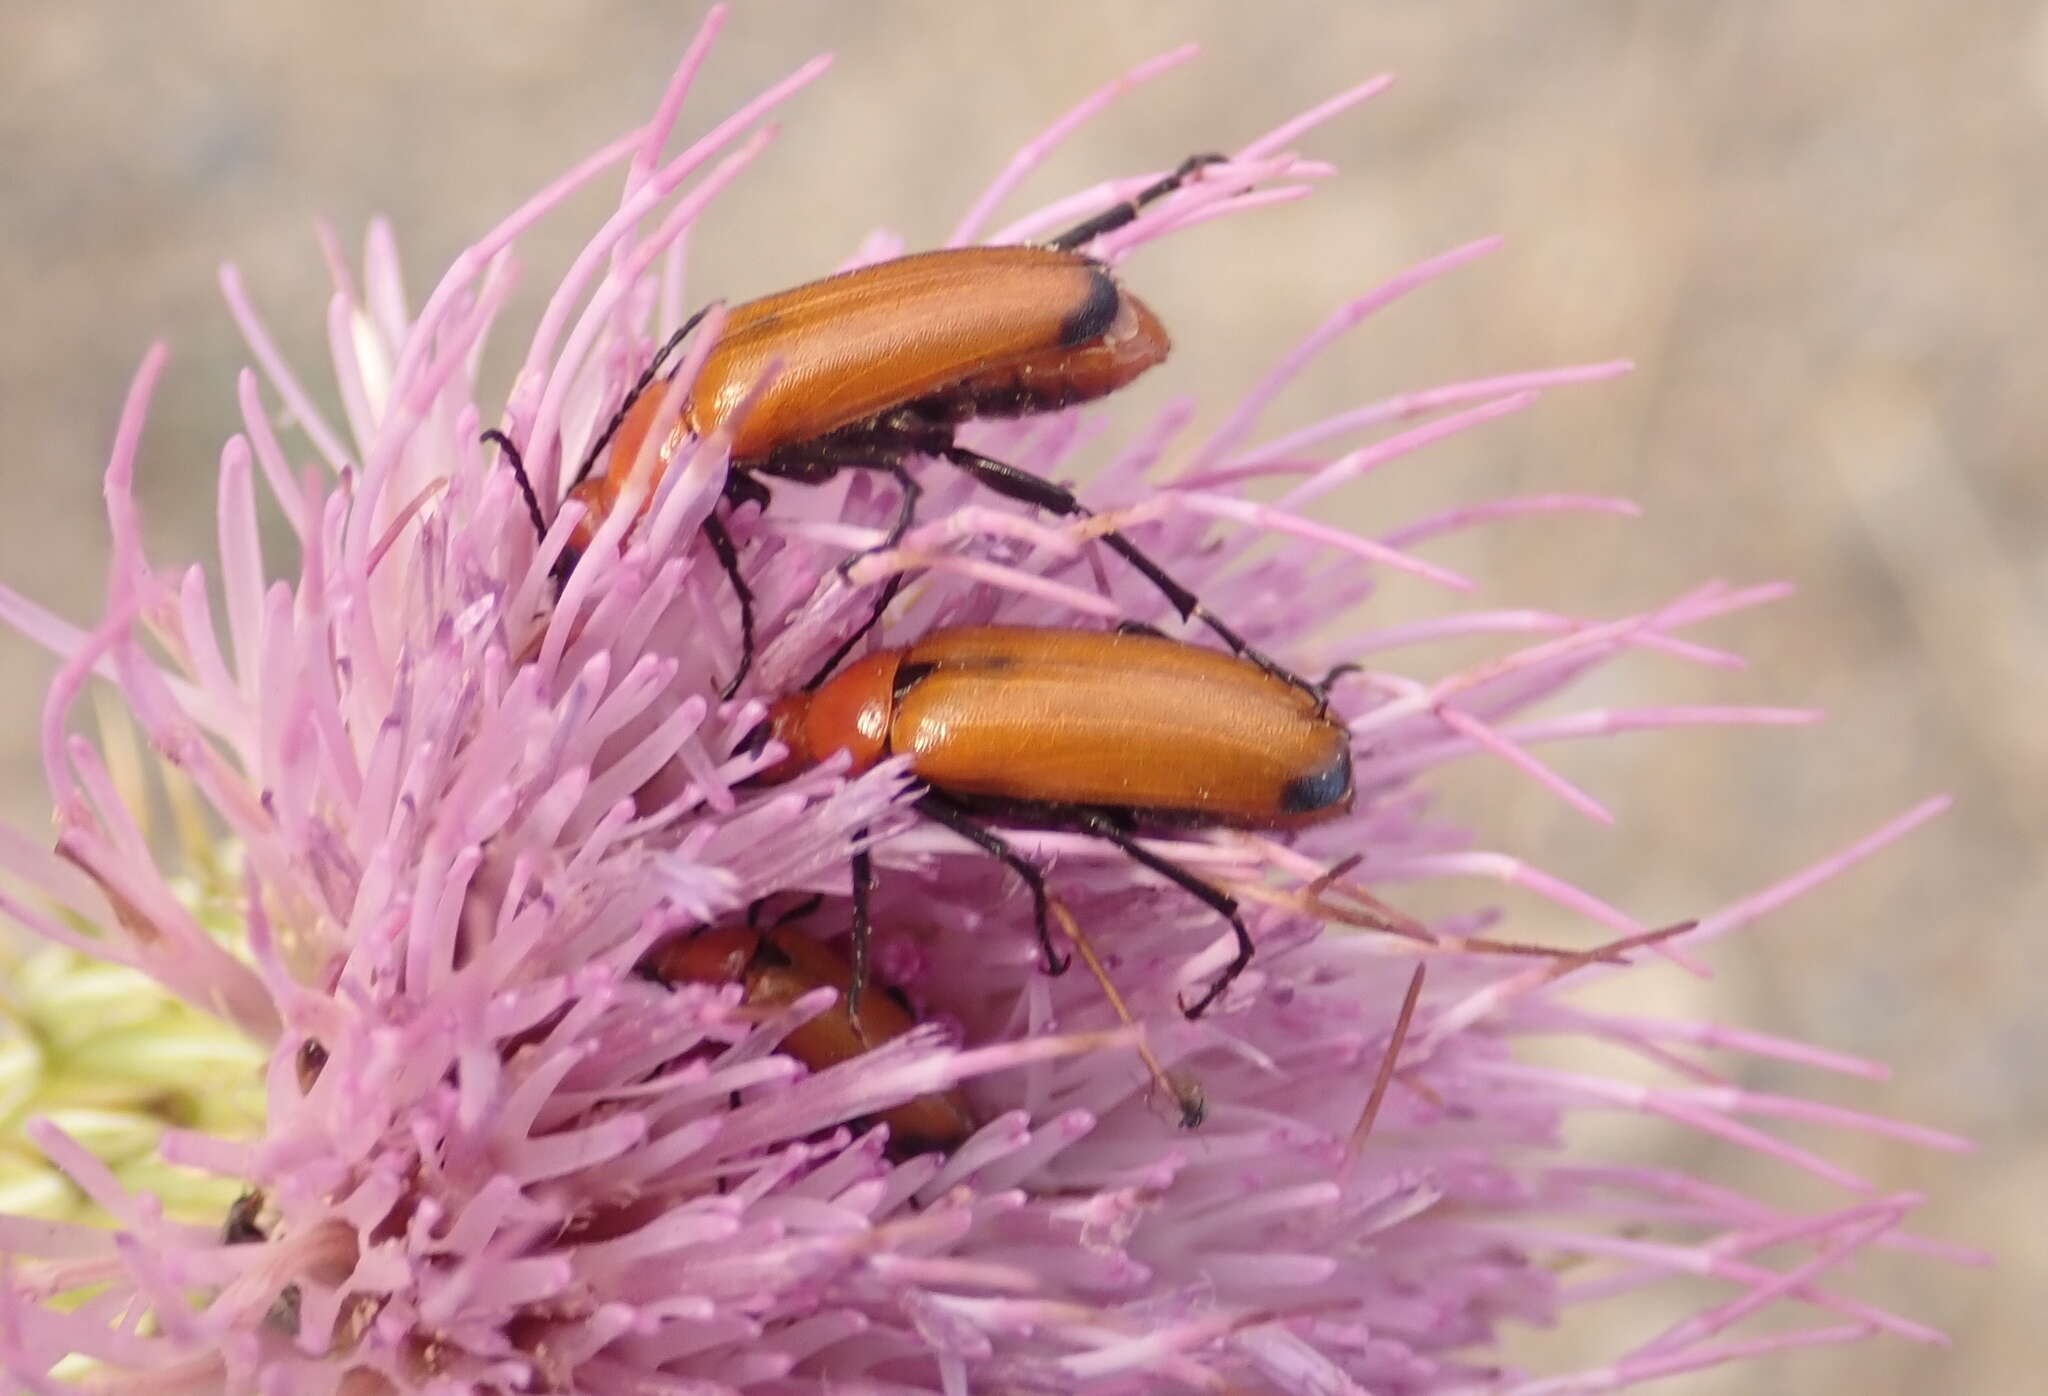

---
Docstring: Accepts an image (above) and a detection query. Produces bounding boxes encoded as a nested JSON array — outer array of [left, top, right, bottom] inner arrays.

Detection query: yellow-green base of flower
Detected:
[[2, 944, 265, 1226]]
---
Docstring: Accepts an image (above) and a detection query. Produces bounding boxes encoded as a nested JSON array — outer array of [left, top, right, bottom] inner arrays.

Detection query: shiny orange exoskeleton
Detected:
[[646, 924, 975, 1155], [522, 154, 1311, 701], [750, 625, 1354, 1018], [568, 244, 1167, 557], [757, 625, 1351, 820]]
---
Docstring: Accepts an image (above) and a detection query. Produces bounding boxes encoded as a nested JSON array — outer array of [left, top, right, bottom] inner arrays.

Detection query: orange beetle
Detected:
[[494, 154, 1312, 701], [220, 1189, 307, 1332], [571, 243, 1166, 544], [748, 624, 1354, 1018], [646, 923, 975, 1156]]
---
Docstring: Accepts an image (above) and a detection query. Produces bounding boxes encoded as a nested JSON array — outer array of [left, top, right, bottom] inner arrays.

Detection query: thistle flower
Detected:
[[0, 16, 1974, 1395]]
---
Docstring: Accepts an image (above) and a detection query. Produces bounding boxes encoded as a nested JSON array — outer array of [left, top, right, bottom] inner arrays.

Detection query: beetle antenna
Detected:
[[1341, 962, 1426, 1174], [801, 575, 904, 693], [1045, 895, 1205, 1129], [572, 305, 716, 491], [481, 429, 548, 543], [797, 461, 925, 691], [1044, 152, 1227, 253]]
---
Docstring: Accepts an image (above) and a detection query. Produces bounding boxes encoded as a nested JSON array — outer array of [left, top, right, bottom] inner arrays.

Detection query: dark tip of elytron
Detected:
[[1058, 268, 1123, 348], [1280, 755, 1353, 816]]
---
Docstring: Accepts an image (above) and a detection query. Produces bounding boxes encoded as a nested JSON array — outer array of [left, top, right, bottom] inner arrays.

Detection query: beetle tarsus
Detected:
[[701, 510, 755, 699], [916, 793, 1073, 976], [1070, 808, 1252, 1020], [874, 460, 924, 556], [831, 458, 922, 582]]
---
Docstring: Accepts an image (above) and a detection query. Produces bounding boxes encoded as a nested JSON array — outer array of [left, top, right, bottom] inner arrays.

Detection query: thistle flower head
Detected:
[[0, 16, 1972, 1394]]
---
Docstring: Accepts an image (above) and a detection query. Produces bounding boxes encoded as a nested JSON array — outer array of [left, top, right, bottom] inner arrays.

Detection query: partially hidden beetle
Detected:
[[492, 154, 1314, 702], [222, 1190, 269, 1246], [220, 1190, 306, 1332], [747, 624, 1355, 1019], [645, 922, 976, 1156]]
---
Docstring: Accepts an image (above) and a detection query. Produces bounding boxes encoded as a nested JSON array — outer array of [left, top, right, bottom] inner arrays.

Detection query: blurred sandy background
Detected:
[[1, 3, 2037, 1391]]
